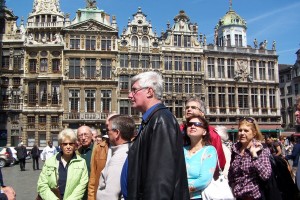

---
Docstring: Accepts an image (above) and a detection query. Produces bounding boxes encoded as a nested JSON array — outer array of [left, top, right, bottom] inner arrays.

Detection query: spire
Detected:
[[229, 0, 232, 11]]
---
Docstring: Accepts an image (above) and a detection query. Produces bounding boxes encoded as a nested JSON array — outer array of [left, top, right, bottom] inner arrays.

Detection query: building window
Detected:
[[101, 90, 111, 113], [218, 58, 225, 78], [27, 116, 35, 125], [194, 57, 201, 72], [85, 89, 95, 112], [238, 87, 248, 109], [234, 34, 242, 47], [1, 88, 8, 103], [39, 116, 46, 124], [184, 57, 192, 71], [13, 56, 22, 70], [269, 89, 276, 109], [28, 83, 36, 105], [251, 88, 258, 109], [228, 87, 235, 108], [70, 35, 80, 49], [184, 36, 191, 47], [1, 56, 9, 68], [86, 36, 96, 50], [40, 58, 48, 72], [120, 75, 129, 90], [51, 116, 59, 127], [12, 78, 20, 86], [250, 60, 257, 80], [174, 35, 181, 47], [131, 55, 139, 68], [164, 77, 173, 93], [259, 61, 266, 80], [29, 59, 37, 73], [227, 59, 234, 78], [69, 58, 81, 79], [11, 89, 20, 104], [101, 37, 111, 51], [85, 58, 96, 79], [131, 36, 138, 52], [152, 55, 160, 69], [227, 34, 231, 46], [279, 75, 284, 83], [51, 82, 60, 105], [101, 59, 111, 79], [39, 82, 47, 105], [194, 78, 201, 93], [287, 73, 291, 81], [287, 86, 292, 94], [69, 89, 80, 112], [164, 56, 173, 71], [281, 99, 286, 108], [174, 78, 182, 93], [208, 57, 215, 78], [268, 61, 275, 80], [164, 100, 173, 113], [295, 84, 299, 95], [185, 78, 192, 94], [120, 100, 129, 115], [260, 88, 267, 108], [174, 56, 182, 71], [141, 55, 149, 68], [208, 86, 216, 108], [52, 59, 60, 73], [120, 54, 129, 68], [218, 87, 226, 109], [175, 100, 183, 118], [280, 87, 284, 96], [142, 37, 149, 52]]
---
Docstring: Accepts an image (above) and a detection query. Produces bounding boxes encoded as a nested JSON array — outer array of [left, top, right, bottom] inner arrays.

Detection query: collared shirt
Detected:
[[78, 142, 94, 177], [56, 152, 77, 198], [228, 142, 271, 199], [120, 103, 160, 199]]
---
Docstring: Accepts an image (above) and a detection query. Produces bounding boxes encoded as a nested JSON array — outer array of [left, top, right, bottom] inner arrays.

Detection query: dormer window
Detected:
[[132, 26, 137, 33], [121, 40, 128, 46], [138, 20, 143, 24], [143, 26, 148, 34]]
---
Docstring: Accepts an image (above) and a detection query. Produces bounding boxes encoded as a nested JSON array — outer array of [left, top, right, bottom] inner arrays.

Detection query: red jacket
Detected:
[[208, 125, 226, 170]]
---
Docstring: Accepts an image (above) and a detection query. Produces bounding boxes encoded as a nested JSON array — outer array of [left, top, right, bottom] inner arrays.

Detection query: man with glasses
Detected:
[[121, 71, 189, 199], [183, 97, 226, 172], [97, 115, 135, 200]]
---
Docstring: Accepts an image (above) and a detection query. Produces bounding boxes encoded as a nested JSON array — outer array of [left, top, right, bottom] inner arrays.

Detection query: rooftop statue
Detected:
[[86, 0, 97, 9]]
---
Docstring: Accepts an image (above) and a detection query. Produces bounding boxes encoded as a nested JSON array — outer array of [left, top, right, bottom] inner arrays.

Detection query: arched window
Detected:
[[142, 37, 149, 52], [131, 36, 138, 52]]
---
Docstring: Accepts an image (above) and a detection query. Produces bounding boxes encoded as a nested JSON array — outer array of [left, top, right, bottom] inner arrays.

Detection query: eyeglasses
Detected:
[[130, 87, 148, 95], [77, 133, 90, 138], [61, 143, 75, 147], [186, 122, 203, 128], [185, 106, 201, 110], [106, 128, 116, 134], [239, 117, 255, 123]]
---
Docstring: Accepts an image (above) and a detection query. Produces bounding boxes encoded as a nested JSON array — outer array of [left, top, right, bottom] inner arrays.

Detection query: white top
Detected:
[[97, 143, 129, 200], [40, 146, 57, 161]]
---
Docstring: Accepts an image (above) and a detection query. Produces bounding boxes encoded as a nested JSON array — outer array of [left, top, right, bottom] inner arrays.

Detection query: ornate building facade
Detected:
[[0, 0, 281, 147]]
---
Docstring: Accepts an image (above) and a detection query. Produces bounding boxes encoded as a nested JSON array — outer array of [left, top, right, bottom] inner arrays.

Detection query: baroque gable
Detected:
[[64, 19, 117, 33]]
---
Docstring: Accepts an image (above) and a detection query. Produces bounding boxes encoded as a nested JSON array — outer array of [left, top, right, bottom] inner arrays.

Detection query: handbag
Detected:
[[36, 168, 62, 200], [201, 148, 235, 200]]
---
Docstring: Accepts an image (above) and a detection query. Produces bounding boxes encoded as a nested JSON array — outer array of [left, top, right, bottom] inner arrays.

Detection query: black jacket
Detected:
[[15, 145, 27, 159], [127, 104, 190, 200], [31, 146, 40, 158]]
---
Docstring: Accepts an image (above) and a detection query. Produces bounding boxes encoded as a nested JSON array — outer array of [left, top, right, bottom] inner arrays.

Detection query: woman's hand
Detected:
[[249, 141, 263, 158]]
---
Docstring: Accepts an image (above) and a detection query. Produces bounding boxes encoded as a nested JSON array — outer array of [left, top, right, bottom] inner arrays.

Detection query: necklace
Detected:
[[189, 145, 203, 154]]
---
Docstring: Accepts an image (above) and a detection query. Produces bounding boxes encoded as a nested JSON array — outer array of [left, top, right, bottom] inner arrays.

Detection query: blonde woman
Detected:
[[228, 117, 271, 200], [37, 128, 88, 200]]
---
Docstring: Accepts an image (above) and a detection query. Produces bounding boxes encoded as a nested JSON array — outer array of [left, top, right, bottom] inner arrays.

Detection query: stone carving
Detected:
[[86, 0, 97, 9], [234, 60, 253, 82], [253, 38, 258, 49], [259, 40, 267, 50], [272, 40, 276, 50]]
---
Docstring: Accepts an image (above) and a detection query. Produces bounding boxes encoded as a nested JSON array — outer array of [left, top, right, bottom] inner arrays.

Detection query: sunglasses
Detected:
[[185, 106, 200, 110], [61, 143, 75, 146], [239, 117, 255, 123], [186, 122, 203, 128]]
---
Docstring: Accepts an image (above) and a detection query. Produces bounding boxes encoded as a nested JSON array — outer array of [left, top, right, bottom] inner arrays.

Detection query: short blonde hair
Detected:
[[58, 128, 77, 144]]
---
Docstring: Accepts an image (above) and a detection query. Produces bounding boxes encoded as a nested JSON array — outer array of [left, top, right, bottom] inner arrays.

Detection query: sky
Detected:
[[5, 0, 300, 65]]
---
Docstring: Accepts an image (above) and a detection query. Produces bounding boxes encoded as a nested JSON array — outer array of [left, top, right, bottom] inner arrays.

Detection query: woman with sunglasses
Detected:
[[183, 115, 217, 200], [37, 128, 88, 200], [228, 117, 271, 200]]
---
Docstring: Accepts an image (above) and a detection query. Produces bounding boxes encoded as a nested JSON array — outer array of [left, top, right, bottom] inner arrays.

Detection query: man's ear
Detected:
[[146, 87, 154, 98]]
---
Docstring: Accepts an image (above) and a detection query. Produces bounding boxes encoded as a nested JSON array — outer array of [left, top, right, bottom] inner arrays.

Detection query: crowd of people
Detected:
[[2, 71, 300, 200]]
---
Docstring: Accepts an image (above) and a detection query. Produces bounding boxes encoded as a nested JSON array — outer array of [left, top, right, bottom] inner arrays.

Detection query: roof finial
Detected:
[[229, 0, 232, 10]]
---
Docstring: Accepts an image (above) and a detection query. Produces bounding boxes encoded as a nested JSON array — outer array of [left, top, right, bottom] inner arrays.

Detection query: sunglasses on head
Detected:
[[186, 122, 203, 128], [185, 106, 200, 110], [239, 117, 255, 123]]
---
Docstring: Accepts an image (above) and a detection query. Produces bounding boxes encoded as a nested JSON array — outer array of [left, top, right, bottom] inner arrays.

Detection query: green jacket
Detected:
[[37, 153, 88, 200]]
